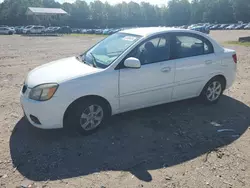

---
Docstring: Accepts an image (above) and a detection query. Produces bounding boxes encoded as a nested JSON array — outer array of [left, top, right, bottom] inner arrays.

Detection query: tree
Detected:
[[167, 0, 191, 26], [0, 0, 250, 28], [232, 0, 250, 22]]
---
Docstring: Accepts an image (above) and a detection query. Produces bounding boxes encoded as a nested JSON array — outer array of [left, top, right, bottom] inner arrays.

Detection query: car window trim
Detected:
[[115, 33, 172, 70], [171, 32, 214, 60]]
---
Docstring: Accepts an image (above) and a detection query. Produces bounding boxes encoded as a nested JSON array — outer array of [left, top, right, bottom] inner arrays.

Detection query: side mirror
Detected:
[[124, 57, 141, 69]]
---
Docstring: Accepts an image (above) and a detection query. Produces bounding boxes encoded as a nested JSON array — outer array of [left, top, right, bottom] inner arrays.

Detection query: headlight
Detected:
[[29, 83, 58, 101]]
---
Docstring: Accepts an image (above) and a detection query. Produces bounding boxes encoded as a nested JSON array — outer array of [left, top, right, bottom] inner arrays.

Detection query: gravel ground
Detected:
[[0, 30, 250, 188]]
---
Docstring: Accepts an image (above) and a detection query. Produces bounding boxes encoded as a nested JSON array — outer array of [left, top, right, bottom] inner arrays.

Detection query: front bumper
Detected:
[[20, 91, 65, 129]]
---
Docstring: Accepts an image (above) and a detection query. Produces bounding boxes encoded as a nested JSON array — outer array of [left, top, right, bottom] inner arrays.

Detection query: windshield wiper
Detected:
[[89, 53, 97, 68]]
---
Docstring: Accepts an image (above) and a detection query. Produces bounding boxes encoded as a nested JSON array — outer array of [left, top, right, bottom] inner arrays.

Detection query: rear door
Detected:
[[34, 26, 40, 33], [171, 32, 218, 100]]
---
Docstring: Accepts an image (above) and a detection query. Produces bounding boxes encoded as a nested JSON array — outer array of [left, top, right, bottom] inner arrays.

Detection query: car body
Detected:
[[225, 24, 237, 30], [94, 29, 103, 34], [103, 29, 110, 35], [45, 27, 57, 33], [0, 27, 15, 35], [72, 28, 81, 33], [244, 24, 250, 30], [15, 26, 25, 34], [219, 24, 229, 30], [23, 25, 45, 34], [235, 24, 247, 30], [55, 26, 71, 34], [210, 24, 220, 30], [20, 27, 237, 132], [189, 26, 210, 34]]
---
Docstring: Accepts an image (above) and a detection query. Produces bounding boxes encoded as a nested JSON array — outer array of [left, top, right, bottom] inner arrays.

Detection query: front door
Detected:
[[119, 34, 175, 112]]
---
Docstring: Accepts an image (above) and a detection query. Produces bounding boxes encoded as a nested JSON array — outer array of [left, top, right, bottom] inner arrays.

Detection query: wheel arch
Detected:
[[200, 74, 227, 95], [63, 95, 112, 127]]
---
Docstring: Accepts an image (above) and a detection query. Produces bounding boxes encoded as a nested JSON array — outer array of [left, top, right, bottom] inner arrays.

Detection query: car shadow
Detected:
[[10, 95, 250, 182]]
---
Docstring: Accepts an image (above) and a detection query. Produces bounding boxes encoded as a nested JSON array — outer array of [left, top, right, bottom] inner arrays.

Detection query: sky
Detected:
[[0, 0, 170, 6], [57, 0, 169, 6]]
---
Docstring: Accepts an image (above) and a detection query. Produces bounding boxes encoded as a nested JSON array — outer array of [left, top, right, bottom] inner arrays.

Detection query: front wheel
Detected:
[[200, 77, 225, 104], [66, 99, 109, 135]]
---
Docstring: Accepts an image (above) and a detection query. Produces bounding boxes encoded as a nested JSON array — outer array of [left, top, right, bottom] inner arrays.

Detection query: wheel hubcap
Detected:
[[80, 104, 104, 131], [206, 81, 222, 101]]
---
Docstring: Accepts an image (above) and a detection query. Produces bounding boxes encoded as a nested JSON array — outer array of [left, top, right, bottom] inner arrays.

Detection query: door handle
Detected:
[[161, 67, 171, 73], [205, 60, 212, 65]]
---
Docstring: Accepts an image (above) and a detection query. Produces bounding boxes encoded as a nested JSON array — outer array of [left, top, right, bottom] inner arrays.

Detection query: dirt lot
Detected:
[[0, 30, 250, 188]]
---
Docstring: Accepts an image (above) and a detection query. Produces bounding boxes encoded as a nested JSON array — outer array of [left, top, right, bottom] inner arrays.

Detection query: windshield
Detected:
[[25, 26, 32, 29], [81, 33, 141, 68]]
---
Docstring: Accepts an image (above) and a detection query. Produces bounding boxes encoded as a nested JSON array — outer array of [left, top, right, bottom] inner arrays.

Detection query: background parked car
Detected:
[[219, 24, 229, 30], [0, 27, 15, 35], [188, 24, 210, 34], [55, 26, 72, 34], [86, 29, 94, 34], [45, 27, 56, 33], [225, 24, 237, 30], [244, 24, 250, 30], [14, 26, 24, 34], [235, 24, 247, 30], [23, 25, 45, 34], [102, 29, 110, 35]]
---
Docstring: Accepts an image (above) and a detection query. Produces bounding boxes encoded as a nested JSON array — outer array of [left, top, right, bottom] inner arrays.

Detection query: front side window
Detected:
[[129, 35, 170, 65], [81, 33, 141, 68], [173, 34, 214, 59]]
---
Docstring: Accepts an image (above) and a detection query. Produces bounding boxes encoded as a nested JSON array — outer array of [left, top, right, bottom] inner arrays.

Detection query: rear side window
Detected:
[[173, 33, 214, 59]]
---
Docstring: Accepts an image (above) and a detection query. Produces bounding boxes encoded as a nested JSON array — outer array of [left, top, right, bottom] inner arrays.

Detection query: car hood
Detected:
[[26, 57, 100, 88]]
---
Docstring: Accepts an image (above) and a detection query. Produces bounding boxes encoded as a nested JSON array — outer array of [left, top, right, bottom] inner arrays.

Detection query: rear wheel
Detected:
[[8, 31, 13, 35], [200, 77, 225, 104], [65, 98, 109, 135]]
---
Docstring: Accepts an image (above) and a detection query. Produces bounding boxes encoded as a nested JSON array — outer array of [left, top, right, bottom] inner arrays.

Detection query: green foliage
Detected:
[[231, 0, 250, 23], [0, 0, 249, 27]]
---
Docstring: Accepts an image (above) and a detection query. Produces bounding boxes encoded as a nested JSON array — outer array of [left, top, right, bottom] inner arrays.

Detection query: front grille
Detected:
[[22, 85, 27, 94]]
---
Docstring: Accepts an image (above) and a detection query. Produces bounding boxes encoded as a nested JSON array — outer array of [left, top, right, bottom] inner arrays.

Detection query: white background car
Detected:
[[0, 27, 15, 35], [20, 27, 237, 134], [23, 25, 45, 34]]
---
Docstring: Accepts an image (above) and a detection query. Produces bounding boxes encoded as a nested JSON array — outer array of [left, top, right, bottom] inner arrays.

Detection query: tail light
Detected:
[[232, 54, 237, 64]]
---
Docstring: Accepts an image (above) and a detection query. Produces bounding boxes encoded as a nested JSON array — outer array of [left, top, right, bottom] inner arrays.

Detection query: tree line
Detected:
[[0, 0, 249, 28]]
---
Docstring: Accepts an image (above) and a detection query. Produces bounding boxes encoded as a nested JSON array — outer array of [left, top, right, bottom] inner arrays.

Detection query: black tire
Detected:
[[65, 98, 110, 135], [200, 77, 225, 104], [8, 31, 13, 35]]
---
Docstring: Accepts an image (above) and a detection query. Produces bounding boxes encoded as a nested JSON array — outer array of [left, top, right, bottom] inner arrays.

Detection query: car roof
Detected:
[[120, 27, 203, 37]]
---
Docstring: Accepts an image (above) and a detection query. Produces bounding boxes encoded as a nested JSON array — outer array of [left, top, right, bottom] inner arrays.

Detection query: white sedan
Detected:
[[0, 27, 15, 35], [20, 27, 237, 134]]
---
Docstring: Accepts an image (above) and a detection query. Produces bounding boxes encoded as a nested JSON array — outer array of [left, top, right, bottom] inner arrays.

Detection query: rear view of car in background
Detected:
[[15, 26, 25, 34]]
